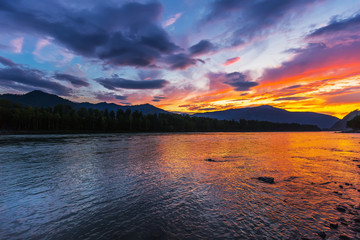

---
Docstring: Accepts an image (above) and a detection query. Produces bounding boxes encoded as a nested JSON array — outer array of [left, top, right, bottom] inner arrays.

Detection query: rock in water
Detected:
[[205, 158, 216, 162], [257, 177, 275, 184]]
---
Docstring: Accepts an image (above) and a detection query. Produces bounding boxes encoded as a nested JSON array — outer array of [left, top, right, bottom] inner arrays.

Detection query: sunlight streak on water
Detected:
[[0, 132, 359, 239]]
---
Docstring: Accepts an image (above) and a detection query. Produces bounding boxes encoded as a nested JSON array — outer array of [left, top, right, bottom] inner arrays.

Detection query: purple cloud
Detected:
[[54, 73, 89, 87], [224, 72, 258, 91], [274, 97, 310, 101], [0, 56, 71, 96], [208, 71, 258, 91], [165, 53, 200, 70], [189, 40, 215, 56], [204, 0, 319, 47], [0, 1, 180, 68], [95, 76, 169, 90], [308, 13, 360, 38], [152, 96, 167, 102]]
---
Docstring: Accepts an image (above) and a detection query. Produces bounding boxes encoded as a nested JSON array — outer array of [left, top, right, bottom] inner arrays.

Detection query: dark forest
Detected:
[[0, 99, 320, 133]]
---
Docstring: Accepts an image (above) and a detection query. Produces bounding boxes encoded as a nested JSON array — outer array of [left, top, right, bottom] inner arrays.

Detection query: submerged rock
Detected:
[[257, 177, 275, 184]]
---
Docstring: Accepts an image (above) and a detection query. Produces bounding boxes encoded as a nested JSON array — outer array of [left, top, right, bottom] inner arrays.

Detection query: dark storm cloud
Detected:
[[54, 73, 89, 87], [0, 57, 71, 96], [308, 13, 360, 38], [224, 72, 258, 91], [204, 0, 318, 47], [96, 77, 169, 90], [189, 40, 215, 56], [0, 1, 179, 68]]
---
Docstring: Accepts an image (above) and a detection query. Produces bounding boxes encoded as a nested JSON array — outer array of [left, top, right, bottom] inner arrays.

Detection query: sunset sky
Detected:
[[0, 0, 360, 117]]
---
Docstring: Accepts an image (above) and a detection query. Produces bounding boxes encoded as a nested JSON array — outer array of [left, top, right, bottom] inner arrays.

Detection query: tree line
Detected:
[[347, 116, 360, 130], [0, 99, 320, 133]]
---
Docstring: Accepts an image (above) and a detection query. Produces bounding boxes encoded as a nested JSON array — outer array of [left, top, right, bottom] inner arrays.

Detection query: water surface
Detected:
[[1, 132, 360, 239]]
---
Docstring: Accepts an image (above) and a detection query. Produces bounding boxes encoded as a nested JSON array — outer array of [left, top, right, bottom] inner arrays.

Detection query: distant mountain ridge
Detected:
[[0, 90, 168, 115], [193, 105, 339, 129], [0, 90, 342, 129], [331, 110, 360, 131]]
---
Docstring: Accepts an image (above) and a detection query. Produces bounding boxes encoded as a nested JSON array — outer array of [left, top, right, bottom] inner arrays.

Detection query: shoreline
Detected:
[[0, 129, 335, 136]]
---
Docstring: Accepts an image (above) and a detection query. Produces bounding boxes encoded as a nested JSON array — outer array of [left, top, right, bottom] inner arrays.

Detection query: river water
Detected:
[[0, 132, 359, 239]]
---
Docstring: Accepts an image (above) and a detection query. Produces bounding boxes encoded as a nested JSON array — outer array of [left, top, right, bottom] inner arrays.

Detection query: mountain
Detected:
[[0, 90, 168, 115], [0, 90, 74, 107], [331, 110, 360, 131], [0, 91, 340, 129], [193, 105, 339, 129]]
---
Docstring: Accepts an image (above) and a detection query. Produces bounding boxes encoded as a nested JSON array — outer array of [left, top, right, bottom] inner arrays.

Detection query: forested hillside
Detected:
[[0, 99, 320, 133]]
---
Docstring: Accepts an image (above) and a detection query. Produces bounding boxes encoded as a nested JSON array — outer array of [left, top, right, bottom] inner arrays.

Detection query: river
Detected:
[[1, 132, 359, 239]]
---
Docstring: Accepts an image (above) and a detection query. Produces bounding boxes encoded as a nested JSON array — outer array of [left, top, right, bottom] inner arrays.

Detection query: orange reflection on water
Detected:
[[151, 132, 360, 238]]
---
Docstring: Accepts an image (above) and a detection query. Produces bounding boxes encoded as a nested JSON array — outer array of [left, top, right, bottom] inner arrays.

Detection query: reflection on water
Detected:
[[0, 132, 359, 239]]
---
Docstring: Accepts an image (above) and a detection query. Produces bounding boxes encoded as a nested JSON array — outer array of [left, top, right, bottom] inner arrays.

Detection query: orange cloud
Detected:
[[224, 57, 240, 66]]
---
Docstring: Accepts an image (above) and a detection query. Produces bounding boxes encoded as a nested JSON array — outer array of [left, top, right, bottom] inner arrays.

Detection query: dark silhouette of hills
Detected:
[[193, 105, 339, 129], [0, 90, 168, 115], [331, 110, 360, 131], [0, 90, 74, 107], [0, 90, 340, 129]]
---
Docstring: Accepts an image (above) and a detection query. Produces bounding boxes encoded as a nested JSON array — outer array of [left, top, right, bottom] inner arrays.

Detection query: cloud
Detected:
[[208, 71, 258, 91], [326, 92, 360, 104], [0, 57, 71, 96], [152, 95, 167, 102], [0, 1, 180, 68], [10, 37, 24, 53], [54, 73, 89, 87], [308, 13, 360, 38], [203, 0, 318, 47], [0, 56, 16, 67], [189, 40, 215, 56], [225, 72, 258, 91], [95, 92, 128, 102], [163, 12, 182, 28], [115, 95, 128, 101], [165, 53, 200, 70], [95, 76, 169, 90], [224, 57, 241, 66], [33, 38, 51, 57], [260, 41, 360, 84], [205, 0, 248, 22], [0, 43, 10, 50], [274, 96, 310, 101]]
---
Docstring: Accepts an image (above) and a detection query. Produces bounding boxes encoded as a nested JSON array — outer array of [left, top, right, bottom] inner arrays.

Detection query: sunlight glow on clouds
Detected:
[[163, 12, 182, 28], [0, 0, 360, 118], [10, 37, 24, 53]]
